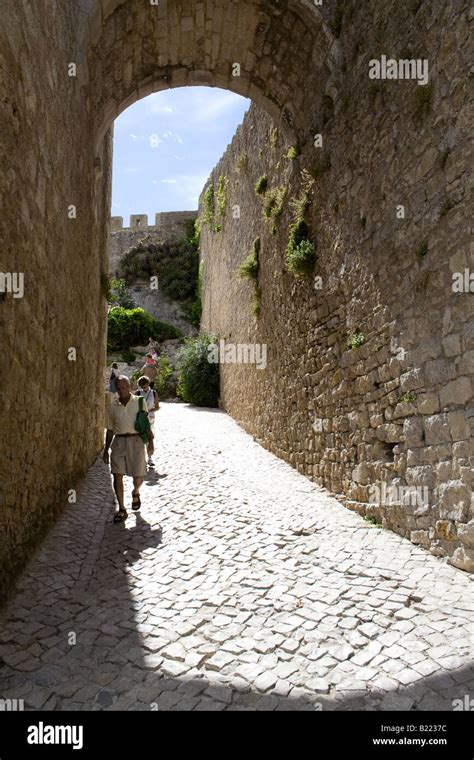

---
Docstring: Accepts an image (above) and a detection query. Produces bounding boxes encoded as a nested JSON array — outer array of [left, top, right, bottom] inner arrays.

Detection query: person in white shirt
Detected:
[[103, 376, 154, 523]]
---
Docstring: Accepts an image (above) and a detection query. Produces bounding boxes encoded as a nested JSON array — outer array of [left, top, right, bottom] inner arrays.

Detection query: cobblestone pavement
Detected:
[[1, 404, 473, 711]]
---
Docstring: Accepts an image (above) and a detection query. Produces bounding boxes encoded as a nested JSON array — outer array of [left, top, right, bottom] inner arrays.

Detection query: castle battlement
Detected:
[[111, 210, 197, 232]]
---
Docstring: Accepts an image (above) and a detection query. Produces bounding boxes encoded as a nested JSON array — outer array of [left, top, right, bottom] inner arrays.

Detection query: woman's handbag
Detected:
[[135, 396, 152, 443]]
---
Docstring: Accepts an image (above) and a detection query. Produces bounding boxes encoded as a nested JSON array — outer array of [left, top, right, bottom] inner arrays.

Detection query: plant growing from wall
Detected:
[[270, 127, 278, 149], [238, 238, 260, 280], [203, 184, 215, 227], [286, 221, 316, 277], [202, 177, 227, 233], [263, 186, 287, 221], [238, 238, 262, 317], [285, 170, 316, 278], [399, 392, 417, 404], [177, 334, 220, 407], [415, 240, 428, 261], [286, 145, 301, 160], [347, 329, 365, 350], [235, 154, 248, 173], [216, 174, 228, 218], [255, 175, 269, 195]]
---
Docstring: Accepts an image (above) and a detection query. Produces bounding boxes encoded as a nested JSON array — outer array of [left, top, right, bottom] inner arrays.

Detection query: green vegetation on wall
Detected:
[[118, 234, 199, 308], [238, 238, 261, 317], [202, 175, 228, 233], [285, 170, 316, 278]]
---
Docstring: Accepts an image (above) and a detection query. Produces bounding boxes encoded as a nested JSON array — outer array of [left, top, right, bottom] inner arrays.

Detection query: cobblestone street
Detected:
[[1, 404, 473, 711]]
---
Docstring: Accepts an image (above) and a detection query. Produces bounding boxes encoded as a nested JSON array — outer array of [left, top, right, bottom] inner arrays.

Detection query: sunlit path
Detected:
[[0, 404, 473, 711]]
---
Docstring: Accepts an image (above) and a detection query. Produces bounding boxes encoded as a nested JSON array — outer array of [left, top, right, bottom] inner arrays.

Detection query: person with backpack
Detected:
[[103, 376, 154, 523], [136, 375, 159, 469]]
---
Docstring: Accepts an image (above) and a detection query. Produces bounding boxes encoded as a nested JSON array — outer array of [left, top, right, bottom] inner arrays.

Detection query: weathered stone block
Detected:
[[423, 414, 451, 445], [448, 411, 470, 441], [439, 377, 472, 408]]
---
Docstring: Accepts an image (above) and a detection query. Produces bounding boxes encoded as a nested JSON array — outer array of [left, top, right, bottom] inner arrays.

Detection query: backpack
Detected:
[[134, 396, 152, 444]]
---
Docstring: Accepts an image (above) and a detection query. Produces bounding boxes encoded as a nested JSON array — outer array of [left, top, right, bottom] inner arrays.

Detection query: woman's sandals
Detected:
[[113, 509, 128, 523], [131, 493, 141, 511]]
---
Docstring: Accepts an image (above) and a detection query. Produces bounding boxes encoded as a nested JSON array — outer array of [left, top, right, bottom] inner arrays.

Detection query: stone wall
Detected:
[[109, 211, 197, 274], [200, 2, 473, 572], [109, 211, 198, 335], [0, 1, 111, 602]]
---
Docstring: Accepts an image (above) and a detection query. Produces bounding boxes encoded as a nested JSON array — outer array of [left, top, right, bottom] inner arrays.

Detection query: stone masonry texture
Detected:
[[199, 8, 474, 570], [0, 0, 473, 601]]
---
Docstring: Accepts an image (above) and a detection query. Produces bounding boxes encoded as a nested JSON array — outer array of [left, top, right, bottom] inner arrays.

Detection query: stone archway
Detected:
[[80, 0, 338, 151]]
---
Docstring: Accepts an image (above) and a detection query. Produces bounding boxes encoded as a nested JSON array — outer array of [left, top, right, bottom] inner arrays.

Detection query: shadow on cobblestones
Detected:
[[0, 405, 473, 711]]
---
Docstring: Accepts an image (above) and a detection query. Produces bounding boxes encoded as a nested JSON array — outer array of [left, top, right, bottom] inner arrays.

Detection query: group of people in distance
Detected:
[[105, 351, 161, 523]]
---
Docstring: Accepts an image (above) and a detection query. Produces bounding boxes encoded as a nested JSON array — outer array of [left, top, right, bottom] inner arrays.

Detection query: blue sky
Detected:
[[111, 87, 250, 223]]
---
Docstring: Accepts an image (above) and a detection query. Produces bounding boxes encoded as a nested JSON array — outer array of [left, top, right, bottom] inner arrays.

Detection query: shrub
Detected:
[[154, 355, 174, 397], [107, 307, 182, 351], [285, 220, 316, 277], [108, 278, 135, 309], [255, 175, 269, 195], [238, 239, 260, 280], [177, 334, 220, 407], [119, 237, 199, 304], [121, 349, 136, 364]]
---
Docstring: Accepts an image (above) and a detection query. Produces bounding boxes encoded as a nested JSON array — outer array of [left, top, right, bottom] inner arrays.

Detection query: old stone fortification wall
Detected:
[[0, 2, 110, 601], [201, 3, 474, 571], [109, 211, 198, 335], [109, 211, 197, 274]]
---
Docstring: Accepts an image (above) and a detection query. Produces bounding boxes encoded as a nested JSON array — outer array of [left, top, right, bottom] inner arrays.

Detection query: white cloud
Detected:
[[162, 178, 177, 184], [151, 104, 173, 114]]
